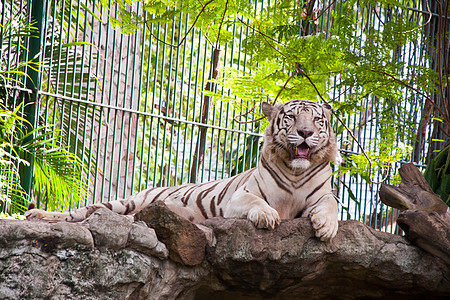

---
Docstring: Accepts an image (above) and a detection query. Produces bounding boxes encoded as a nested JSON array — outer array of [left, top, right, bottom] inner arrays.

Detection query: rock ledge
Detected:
[[0, 204, 448, 300]]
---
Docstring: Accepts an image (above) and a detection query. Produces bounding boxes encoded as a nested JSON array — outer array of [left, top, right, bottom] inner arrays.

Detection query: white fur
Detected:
[[26, 100, 340, 241], [289, 159, 312, 170]]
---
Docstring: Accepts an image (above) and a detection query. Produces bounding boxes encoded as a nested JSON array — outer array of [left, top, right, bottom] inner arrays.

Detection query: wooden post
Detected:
[[189, 48, 221, 183], [379, 163, 450, 264]]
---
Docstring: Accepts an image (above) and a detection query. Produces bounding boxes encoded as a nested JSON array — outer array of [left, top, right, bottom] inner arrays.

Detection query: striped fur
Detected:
[[26, 100, 340, 241]]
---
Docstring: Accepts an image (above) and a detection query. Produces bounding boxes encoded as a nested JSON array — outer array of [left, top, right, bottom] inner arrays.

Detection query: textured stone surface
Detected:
[[0, 204, 449, 300], [202, 218, 450, 299], [135, 201, 208, 266], [127, 222, 169, 259], [84, 208, 134, 249]]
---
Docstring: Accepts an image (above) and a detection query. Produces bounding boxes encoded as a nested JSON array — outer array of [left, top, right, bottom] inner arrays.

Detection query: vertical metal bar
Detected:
[[55, 0, 66, 146], [226, 21, 237, 176], [92, 0, 107, 203], [139, 19, 153, 189], [21, 0, 46, 201], [130, 2, 144, 196], [80, 0, 97, 205], [109, 26, 123, 200], [98, 0, 115, 202], [180, 13, 192, 184], [118, 8, 136, 199], [163, 16, 177, 187], [184, 20, 198, 183], [187, 29, 203, 182], [216, 38, 228, 180], [0, 2, 5, 47], [146, 22, 161, 187], [173, 12, 187, 185], [62, 0, 74, 152], [197, 41, 209, 183], [144, 25, 157, 188], [104, 2, 120, 201], [154, 22, 168, 186]]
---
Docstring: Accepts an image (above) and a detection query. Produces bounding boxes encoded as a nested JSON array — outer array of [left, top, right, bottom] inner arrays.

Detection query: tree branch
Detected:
[[215, 0, 229, 49], [295, 67, 389, 184], [232, 71, 297, 124], [145, 0, 215, 48], [237, 18, 289, 49], [369, 67, 446, 124]]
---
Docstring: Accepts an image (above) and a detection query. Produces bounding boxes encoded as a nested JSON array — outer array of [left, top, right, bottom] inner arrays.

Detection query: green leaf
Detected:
[[62, 41, 95, 48]]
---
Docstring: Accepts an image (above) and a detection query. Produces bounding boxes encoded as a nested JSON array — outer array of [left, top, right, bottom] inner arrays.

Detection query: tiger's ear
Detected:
[[321, 103, 332, 120], [262, 102, 275, 121]]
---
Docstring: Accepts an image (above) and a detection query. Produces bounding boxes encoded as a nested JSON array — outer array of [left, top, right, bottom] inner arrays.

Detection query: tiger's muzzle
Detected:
[[286, 133, 317, 161]]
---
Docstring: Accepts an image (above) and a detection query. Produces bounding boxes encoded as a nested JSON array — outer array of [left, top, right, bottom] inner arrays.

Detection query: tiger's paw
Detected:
[[25, 209, 48, 220], [310, 210, 338, 241], [25, 209, 68, 221], [247, 206, 281, 230]]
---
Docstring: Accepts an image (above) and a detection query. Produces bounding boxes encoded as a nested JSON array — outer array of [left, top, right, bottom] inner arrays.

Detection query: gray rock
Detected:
[[128, 222, 169, 259], [202, 218, 450, 299], [0, 206, 448, 300], [84, 208, 134, 249]]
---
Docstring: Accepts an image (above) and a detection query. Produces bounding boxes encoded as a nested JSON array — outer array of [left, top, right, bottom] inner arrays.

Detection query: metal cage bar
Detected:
[[1, 0, 446, 233]]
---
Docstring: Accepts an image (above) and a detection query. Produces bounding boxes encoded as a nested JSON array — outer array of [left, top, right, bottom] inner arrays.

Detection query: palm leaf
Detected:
[[17, 126, 89, 211]]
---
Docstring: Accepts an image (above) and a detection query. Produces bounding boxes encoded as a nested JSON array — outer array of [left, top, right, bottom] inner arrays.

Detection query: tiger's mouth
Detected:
[[290, 143, 311, 160]]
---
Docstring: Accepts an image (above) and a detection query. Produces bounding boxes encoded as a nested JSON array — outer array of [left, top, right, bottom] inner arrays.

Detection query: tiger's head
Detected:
[[262, 100, 340, 170]]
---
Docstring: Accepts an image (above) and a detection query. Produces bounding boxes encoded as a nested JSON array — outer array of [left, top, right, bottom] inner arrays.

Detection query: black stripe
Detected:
[[276, 114, 282, 129], [255, 177, 269, 203], [150, 188, 169, 204], [124, 200, 136, 215], [270, 116, 275, 134], [217, 176, 238, 205], [195, 182, 221, 218], [260, 155, 292, 194], [167, 185, 189, 198], [196, 197, 208, 219], [183, 185, 199, 205], [104, 203, 113, 210], [143, 187, 155, 199], [210, 196, 217, 217], [282, 160, 292, 170], [307, 193, 328, 210], [293, 162, 328, 188], [236, 169, 254, 187], [219, 208, 224, 217], [310, 139, 331, 156], [84, 206, 98, 219], [198, 181, 221, 199], [305, 176, 331, 201], [123, 201, 130, 214], [274, 141, 290, 154]]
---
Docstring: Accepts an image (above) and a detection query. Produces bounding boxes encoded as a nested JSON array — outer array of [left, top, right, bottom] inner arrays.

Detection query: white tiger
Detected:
[[26, 100, 340, 241]]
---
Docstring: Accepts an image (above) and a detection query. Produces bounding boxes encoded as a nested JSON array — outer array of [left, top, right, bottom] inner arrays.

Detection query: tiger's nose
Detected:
[[298, 129, 314, 138]]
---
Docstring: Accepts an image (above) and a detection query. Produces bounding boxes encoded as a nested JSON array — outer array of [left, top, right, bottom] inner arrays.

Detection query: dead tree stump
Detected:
[[379, 163, 450, 264]]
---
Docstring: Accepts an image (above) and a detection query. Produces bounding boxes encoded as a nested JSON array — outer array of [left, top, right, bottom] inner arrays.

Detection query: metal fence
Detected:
[[1, 0, 443, 232]]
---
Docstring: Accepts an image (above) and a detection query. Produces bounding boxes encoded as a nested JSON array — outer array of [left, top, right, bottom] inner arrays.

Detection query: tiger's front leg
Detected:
[[25, 203, 106, 222], [25, 209, 71, 221], [224, 188, 281, 230], [306, 194, 339, 241]]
